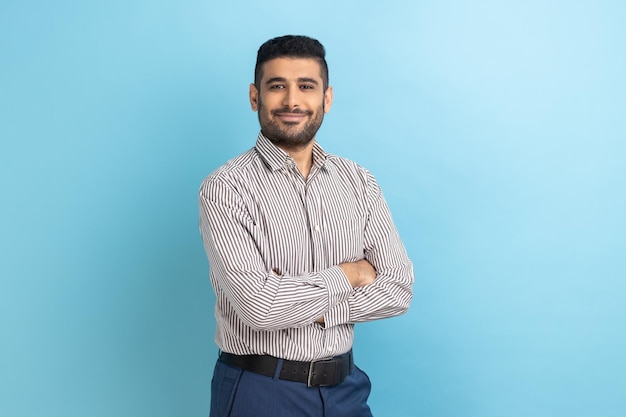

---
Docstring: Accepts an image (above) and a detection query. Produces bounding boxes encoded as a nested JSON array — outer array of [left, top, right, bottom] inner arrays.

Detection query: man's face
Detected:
[[250, 57, 333, 150]]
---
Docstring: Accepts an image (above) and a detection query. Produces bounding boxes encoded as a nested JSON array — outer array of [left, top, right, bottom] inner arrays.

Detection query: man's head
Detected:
[[250, 35, 333, 150]]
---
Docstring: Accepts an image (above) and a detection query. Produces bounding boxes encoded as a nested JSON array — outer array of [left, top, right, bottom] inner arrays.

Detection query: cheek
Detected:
[[261, 105, 273, 120], [258, 97, 277, 114], [256, 100, 268, 116]]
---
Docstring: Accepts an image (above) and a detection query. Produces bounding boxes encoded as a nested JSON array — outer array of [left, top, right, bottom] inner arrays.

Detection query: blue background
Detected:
[[1, 1, 624, 416]]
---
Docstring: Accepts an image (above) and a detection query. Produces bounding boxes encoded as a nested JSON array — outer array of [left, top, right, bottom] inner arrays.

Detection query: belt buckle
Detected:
[[307, 360, 317, 387], [307, 358, 338, 387]]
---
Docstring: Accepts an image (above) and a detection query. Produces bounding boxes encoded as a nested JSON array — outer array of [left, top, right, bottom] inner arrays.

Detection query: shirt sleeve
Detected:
[[199, 177, 354, 332], [323, 171, 414, 328]]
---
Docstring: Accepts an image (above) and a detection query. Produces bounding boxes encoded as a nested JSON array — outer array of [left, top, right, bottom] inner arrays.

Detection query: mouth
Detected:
[[272, 109, 312, 124], [277, 113, 306, 123]]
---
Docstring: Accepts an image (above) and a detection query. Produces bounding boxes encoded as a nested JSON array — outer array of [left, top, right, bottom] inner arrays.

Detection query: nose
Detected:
[[282, 85, 299, 109]]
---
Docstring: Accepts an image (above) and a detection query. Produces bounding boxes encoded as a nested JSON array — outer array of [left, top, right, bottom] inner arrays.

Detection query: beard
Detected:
[[257, 102, 325, 149]]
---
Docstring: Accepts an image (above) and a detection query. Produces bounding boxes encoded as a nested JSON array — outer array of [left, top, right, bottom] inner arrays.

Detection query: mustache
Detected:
[[271, 107, 314, 116]]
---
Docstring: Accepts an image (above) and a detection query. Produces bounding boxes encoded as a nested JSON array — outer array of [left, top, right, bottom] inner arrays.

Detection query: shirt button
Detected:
[[314, 225, 320, 232], [327, 346, 333, 352]]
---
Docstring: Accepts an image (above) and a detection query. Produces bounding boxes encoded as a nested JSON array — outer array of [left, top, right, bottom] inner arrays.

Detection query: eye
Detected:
[[300, 84, 315, 90], [269, 84, 285, 90]]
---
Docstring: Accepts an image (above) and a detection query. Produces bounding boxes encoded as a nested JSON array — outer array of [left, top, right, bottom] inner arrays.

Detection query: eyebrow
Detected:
[[265, 77, 320, 85]]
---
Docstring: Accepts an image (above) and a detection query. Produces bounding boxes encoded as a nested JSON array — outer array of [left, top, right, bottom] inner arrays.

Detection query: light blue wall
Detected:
[[1, 1, 624, 416]]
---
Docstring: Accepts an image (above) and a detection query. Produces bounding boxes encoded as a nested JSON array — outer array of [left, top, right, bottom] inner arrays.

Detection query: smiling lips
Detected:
[[273, 109, 312, 124]]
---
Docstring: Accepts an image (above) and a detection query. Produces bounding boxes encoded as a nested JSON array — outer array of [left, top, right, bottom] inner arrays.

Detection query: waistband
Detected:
[[218, 350, 354, 387]]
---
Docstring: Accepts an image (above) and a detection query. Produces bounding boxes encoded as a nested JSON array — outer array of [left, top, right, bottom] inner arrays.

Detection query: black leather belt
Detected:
[[218, 350, 353, 387]]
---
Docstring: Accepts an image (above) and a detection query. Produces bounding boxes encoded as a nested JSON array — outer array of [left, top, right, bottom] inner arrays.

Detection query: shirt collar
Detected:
[[255, 132, 330, 172]]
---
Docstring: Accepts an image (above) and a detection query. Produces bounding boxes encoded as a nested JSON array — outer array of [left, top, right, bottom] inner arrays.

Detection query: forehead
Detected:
[[259, 57, 323, 82]]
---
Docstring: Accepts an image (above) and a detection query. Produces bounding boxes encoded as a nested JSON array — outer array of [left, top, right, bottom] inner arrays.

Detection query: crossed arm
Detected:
[[199, 176, 413, 331]]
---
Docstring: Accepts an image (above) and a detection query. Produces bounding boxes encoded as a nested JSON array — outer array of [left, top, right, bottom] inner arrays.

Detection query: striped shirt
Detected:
[[198, 133, 413, 361]]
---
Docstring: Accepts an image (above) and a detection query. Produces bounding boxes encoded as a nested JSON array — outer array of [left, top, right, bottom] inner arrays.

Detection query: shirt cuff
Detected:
[[318, 265, 353, 327], [323, 299, 351, 328], [320, 265, 353, 306]]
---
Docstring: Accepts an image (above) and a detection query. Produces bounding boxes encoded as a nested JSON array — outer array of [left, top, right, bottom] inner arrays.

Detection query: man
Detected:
[[199, 35, 413, 417]]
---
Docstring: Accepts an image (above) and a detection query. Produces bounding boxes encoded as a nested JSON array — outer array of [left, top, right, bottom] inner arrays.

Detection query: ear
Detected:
[[323, 86, 334, 114], [249, 83, 259, 112]]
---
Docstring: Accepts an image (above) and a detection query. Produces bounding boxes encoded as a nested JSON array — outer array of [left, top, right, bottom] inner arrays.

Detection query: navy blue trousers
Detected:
[[210, 358, 374, 417]]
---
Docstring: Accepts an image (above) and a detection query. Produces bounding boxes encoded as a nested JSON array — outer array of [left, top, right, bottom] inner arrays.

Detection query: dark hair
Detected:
[[254, 35, 329, 90]]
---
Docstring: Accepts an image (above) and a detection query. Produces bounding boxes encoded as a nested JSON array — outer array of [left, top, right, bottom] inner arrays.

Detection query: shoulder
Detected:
[[324, 153, 379, 189], [199, 148, 260, 197]]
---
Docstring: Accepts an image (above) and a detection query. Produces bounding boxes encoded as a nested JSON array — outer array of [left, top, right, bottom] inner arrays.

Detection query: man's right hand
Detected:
[[339, 259, 376, 288]]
